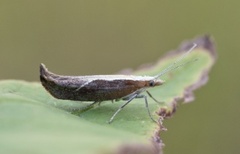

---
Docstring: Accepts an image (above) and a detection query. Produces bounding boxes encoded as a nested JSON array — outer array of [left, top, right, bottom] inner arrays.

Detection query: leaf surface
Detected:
[[0, 36, 216, 154]]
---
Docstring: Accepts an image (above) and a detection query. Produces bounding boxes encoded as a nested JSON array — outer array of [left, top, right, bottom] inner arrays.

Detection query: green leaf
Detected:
[[0, 36, 216, 154]]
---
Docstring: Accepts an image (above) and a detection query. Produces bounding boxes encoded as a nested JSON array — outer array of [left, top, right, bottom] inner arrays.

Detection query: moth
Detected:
[[40, 44, 197, 123]]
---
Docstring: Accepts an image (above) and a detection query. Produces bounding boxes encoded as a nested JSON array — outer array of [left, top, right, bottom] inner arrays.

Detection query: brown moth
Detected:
[[40, 44, 197, 123]]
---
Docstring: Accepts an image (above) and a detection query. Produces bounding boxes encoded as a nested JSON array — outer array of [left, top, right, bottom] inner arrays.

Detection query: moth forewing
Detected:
[[40, 63, 164, 102]]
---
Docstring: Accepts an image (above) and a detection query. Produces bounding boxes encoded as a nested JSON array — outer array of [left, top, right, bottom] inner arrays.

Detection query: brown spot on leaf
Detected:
[[115, 141, 164, 154]]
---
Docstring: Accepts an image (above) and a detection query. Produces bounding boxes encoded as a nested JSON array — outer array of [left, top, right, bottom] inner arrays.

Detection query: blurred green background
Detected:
[[0, 0, 239, 154]]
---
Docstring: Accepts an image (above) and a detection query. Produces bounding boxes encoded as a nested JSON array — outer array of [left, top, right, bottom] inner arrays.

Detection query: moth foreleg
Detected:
[[146, 90, 164, 104], [135, 94, 157, 123]]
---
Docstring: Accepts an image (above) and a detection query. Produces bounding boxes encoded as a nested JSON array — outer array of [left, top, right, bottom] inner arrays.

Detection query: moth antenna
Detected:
[[154, 43, 197, 79]]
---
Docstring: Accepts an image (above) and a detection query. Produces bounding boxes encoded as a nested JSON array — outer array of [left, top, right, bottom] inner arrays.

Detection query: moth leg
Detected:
[[136, 94, 157, 123], [121, 93, 136, 101], [108, 93, 137, 124], [81, 101, 99, 110], [146, 90, 164, 104], [71, 101, 98, 114]]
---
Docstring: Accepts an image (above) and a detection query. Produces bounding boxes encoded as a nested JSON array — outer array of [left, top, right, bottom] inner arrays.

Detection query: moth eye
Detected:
[[149, 81, 155, 86]]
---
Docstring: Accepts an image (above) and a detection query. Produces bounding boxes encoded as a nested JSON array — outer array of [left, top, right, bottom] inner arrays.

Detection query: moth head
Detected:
[[148, 79, 164, 87]]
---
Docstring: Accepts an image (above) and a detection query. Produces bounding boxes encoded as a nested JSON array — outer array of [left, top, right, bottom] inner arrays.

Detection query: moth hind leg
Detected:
[[71, 101, 99, 115], [80, 101, 99, 111]]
